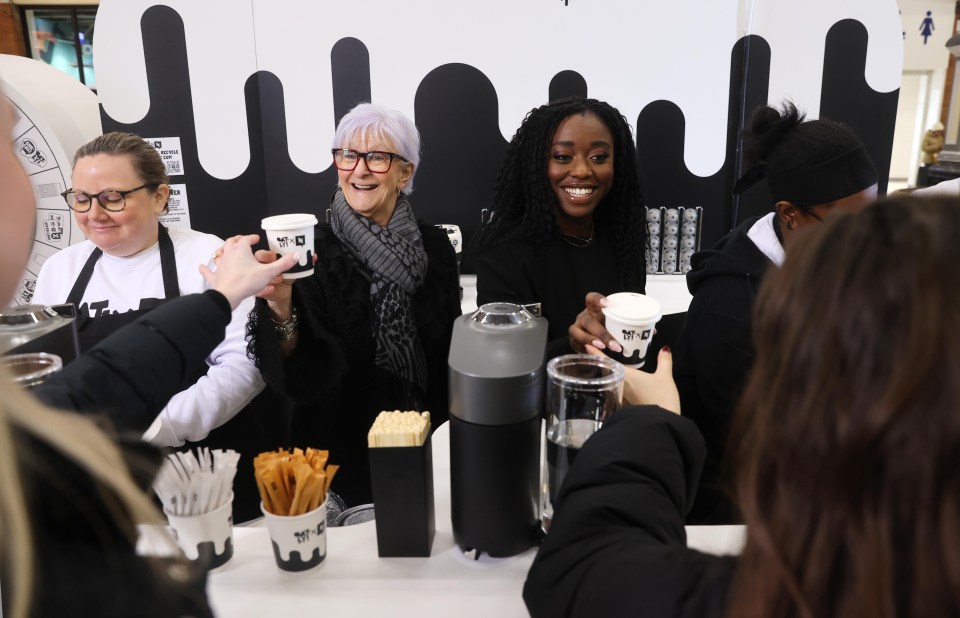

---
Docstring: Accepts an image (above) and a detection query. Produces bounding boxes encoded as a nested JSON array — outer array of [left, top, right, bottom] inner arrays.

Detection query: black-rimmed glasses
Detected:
[[61, 185, 152, 213], [331, 149, 408, 173]]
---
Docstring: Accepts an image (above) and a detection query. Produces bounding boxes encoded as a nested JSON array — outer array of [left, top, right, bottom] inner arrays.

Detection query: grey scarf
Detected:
[[329, 188, 428, 392]]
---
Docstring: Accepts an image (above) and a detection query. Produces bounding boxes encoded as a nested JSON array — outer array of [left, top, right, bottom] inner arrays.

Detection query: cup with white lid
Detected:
[[261, 214, 318, 279], [602, 292, 662, 367]]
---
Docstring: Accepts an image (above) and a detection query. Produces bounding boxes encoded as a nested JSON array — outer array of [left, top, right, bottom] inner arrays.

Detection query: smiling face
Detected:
[[336, 134, 413, 228], [547, 111, 615, 236], [72, 153, 169, 257]]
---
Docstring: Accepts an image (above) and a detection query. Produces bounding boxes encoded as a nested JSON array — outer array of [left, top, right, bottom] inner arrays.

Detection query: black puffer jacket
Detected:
[[12, 290, 232, 617], [524, 406, 737, 618], [672, 217, 774, 523]]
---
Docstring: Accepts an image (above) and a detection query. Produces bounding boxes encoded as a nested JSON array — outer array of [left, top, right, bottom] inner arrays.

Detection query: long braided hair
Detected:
[[468, 97, 646, 290]]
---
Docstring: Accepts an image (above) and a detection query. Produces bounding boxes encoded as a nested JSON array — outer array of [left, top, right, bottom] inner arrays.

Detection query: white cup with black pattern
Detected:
[[602, 293, 662, 367], [261, 499, 327, 571], [261, 214, 318, 279]]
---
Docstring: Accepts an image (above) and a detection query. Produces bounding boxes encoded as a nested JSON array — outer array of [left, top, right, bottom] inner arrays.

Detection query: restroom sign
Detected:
[[145, 136, 185, 177]]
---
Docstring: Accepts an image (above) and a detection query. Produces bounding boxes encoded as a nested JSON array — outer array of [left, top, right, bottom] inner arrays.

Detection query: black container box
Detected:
[[368, 433, 435, 557]]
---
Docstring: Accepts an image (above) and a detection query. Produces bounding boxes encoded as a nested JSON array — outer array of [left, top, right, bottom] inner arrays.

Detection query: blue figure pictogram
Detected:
[[920, 11, 935, 45]]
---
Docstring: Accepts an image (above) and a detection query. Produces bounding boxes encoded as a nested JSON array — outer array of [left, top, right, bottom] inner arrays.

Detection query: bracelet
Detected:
[[271, 307, 299, 341]]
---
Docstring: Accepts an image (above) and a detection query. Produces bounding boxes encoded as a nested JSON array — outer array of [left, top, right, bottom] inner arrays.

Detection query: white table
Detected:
[[200, 422, 744, 617], [459, 274, 692, 316]]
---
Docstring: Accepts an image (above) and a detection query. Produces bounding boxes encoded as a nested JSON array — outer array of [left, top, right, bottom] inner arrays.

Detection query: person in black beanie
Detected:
[[673, 101, 878, 523]]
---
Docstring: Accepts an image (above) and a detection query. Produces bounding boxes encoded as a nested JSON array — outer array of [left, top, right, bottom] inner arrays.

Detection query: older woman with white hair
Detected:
[[250, 103, 461, 509]]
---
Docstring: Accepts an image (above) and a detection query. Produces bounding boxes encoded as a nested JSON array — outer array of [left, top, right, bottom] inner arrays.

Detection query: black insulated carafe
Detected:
[[448, 302, 547, 557]]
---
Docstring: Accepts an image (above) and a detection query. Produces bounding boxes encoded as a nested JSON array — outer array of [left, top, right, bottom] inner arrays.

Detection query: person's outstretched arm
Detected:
[[524, 405, 734, 618], [34, 235, 295, 434]]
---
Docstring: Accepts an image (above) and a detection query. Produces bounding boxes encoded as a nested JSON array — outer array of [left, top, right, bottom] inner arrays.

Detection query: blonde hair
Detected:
[[0, 366, 176, 618]]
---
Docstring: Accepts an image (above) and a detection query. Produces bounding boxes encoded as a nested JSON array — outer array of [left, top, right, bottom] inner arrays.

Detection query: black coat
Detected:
[[35, 290, 234, 435], [672, 217, 773, 523], [475, 231, 640, 358], [523, 406, 737, 618], [250, 222, 461, 507], [12, 290, 232, 618]]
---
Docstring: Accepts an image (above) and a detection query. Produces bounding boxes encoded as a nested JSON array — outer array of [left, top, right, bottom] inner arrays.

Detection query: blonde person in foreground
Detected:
[[0, 97, 296, 617]]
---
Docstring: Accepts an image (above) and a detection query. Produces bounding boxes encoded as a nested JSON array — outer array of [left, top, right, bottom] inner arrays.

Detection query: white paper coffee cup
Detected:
[[165, 494, 234, 570], [261, 499, 327, 572], [261, 213, 318, 279], [602, 292, 662, 367]]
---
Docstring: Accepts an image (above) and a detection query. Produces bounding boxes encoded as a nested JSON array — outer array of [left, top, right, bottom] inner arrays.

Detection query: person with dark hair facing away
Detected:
[[525, 195, 960, 618], [673, 102, 877, 523], [469, 97, 646, 358]]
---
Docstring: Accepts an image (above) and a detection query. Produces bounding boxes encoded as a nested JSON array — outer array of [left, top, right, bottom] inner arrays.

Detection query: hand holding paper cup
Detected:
[[261, 214, 318, 279], [602, 292, 662, 367]]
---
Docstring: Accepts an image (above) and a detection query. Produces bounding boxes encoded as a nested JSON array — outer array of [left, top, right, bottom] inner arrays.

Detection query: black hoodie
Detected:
[[673, 216, 776, 524]]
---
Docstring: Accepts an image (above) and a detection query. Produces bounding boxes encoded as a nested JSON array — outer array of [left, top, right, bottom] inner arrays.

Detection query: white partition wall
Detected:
[[91, 0, 902, 252]]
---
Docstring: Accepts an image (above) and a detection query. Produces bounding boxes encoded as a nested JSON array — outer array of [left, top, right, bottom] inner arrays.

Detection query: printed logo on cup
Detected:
[[620, 328, 652, 342], [294, 521, 324, 545]]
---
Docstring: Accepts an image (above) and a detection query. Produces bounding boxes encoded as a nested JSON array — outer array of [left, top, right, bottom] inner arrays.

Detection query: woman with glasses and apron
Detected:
[[31, 132, 284, 522]]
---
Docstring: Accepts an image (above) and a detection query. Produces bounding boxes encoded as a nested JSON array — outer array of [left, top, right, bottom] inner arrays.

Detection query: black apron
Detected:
[[67, 224, 184, 354], [65, 224, 291, 522]]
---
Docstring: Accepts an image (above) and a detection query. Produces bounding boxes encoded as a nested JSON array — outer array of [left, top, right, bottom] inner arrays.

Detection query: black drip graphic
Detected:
[[100, 6, 897, 251], [414, 63, 509, 247], [637, 35, 771, 246], [549, 70, 588, 101], [820, 19, 898, 198]]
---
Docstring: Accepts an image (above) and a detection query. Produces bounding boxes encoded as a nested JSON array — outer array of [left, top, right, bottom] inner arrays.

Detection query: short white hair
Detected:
[[332, 103, 421, 193]]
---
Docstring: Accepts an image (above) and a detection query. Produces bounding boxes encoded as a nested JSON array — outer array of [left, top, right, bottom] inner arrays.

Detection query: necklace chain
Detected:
[[559, 231, 594, 248]]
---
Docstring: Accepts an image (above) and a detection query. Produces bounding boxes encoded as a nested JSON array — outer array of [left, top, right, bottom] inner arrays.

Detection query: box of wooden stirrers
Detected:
[[367, 411, 435, 557]]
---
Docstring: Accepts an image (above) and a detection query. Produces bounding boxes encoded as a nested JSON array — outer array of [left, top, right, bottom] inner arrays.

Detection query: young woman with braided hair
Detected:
[[469, 97, 646, 357]]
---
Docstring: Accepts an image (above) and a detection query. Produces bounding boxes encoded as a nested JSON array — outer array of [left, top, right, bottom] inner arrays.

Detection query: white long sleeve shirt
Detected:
[[32, 226, 264, 446]]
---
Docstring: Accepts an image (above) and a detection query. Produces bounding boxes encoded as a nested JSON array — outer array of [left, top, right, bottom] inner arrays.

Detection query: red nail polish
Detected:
[[662, 346, 671, 353]]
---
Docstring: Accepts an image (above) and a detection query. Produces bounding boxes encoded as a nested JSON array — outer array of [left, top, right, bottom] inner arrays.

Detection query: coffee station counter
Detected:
[[135, 273, 710, 616], [197, 421, 745, 617], [459, 273, 693, 316]]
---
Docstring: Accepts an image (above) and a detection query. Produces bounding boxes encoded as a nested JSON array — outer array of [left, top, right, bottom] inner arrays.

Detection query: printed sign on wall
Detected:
[[146, 136, 185, 177], [159, 183, 191, 229]]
